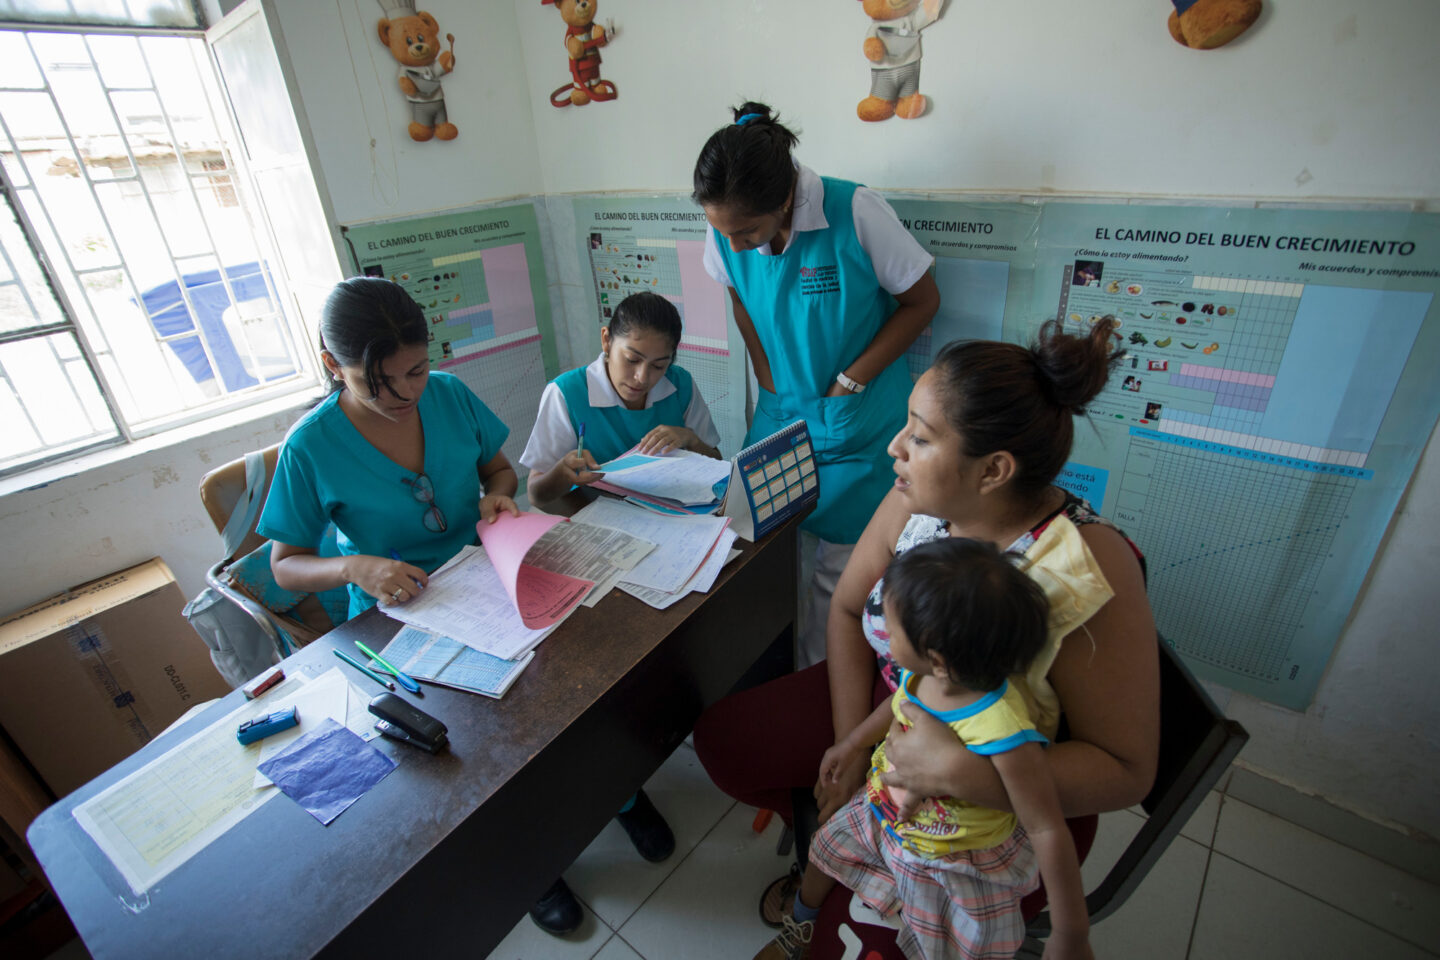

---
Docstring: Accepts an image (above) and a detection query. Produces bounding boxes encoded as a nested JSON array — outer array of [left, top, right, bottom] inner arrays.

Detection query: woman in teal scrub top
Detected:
[[260, 277, 519, 620], [694, 101, 940, 665]]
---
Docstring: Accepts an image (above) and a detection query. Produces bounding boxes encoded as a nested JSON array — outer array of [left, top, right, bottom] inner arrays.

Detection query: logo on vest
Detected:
[[799, 264, 840, 296]]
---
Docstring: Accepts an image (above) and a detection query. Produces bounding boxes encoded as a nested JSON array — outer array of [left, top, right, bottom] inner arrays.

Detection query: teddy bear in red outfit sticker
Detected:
[[542, 0, 617, 107]]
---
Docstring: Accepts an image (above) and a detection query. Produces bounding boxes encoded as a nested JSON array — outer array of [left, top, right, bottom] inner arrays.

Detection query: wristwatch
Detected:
[[835, 371, 866, 394]]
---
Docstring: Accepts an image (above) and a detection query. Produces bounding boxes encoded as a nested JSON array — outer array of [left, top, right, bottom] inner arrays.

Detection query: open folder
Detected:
[[592, 447, 732, 514]]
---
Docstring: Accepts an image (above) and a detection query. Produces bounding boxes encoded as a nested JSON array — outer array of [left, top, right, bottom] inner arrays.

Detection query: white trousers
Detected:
[[796, 533, 857, 670]]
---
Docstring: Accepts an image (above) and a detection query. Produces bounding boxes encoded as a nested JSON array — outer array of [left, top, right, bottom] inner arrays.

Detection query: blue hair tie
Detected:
[[735, 112, 763, 126]]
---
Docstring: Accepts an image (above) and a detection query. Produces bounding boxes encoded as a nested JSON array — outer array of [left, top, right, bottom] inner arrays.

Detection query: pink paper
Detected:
[[477, 512, 595, 629]]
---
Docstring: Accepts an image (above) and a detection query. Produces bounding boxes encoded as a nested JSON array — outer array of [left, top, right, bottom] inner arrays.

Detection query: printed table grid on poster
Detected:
[[1120, 435, 1356, 681]]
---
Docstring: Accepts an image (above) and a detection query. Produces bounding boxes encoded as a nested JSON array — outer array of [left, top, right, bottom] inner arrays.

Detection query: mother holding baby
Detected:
[[694, 310, 1161, 944]]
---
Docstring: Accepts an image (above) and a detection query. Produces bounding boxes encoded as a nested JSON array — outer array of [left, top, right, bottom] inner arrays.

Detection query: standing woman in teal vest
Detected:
[[694, 101, 939, 667], [522, 290, 722, 507]]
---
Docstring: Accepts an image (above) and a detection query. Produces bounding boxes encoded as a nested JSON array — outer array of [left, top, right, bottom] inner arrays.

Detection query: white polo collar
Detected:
[[790, 163, 829, 234], [584, 352, 676, 409]]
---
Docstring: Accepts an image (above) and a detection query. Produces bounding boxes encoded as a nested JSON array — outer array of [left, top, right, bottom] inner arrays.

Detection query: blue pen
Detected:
[[389, 550, 425, 593], [577, 421, 586, 458]]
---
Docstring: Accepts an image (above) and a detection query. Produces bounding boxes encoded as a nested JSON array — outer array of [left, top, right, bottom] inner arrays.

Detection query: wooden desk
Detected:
[[28, 506, 802, 959]]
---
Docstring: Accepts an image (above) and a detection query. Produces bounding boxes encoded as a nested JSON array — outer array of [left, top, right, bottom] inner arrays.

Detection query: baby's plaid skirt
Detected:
[[810, 793, 1039, 960]]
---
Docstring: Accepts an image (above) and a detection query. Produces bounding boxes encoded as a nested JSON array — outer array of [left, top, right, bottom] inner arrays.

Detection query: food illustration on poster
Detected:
[[833, 197, 1440, 710]]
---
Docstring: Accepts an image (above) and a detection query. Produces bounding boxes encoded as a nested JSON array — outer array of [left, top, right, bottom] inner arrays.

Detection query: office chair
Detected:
[[805, 638, 1248, 960], [193, 446, 341, 684]]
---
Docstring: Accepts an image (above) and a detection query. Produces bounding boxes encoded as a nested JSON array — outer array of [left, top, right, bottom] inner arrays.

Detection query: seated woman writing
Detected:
[[260, 276, 519, 618], [260, 277, 676, 938], [521, 290, 721, 507], [694, 317, 1159, 946]]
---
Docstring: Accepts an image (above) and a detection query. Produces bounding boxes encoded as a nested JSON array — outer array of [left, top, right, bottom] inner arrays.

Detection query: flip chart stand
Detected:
[[720, 420, 819, 541]]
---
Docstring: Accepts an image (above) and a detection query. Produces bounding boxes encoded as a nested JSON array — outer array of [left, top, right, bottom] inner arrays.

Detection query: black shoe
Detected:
[[528, 877, 582, 936], [615, 788, 675, 863]]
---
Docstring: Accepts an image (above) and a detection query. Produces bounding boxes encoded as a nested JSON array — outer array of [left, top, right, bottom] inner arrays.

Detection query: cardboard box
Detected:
[[0, 559, 230, 798]]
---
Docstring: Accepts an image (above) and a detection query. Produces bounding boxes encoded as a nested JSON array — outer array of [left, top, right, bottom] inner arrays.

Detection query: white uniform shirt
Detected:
[[519, 353, 722, 472], [702, 163, 932, 297]]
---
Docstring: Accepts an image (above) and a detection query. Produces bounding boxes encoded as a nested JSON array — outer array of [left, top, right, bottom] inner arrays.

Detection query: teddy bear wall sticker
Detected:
[[857, 0, 947, 123], [541, 0, 617, 108], [376, 1, 457, 142], [1167, 0, 1262, 50]]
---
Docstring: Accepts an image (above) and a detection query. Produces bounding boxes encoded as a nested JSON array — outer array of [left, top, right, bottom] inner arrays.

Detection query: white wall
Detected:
[[268, 0, 544, 227], [517, 0, 1440, 203], [0, 397, 312, 613], [1, 0, 1437, 840]]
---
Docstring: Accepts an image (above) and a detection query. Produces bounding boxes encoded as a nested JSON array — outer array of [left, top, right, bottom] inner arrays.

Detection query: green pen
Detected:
[[333, 649, 395, 692], [355, 640, 422, 695]]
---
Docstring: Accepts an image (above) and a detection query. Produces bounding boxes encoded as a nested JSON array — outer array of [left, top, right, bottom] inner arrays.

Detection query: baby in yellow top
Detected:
[[753, 537, 1092, 960]]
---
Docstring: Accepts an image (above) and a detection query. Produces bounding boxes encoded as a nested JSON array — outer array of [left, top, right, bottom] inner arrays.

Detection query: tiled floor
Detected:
[[481, 743, 1440, 960], [45, 742, 1440, 960]]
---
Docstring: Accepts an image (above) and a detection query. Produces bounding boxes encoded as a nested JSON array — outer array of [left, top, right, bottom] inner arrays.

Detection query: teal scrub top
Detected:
[[714, 176, 911, 544], [554, 362, 695, 464], [258, 371, 510, 618]]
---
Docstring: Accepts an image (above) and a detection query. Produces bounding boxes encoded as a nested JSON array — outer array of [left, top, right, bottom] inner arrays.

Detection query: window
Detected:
[[0, 18, 315, 478]]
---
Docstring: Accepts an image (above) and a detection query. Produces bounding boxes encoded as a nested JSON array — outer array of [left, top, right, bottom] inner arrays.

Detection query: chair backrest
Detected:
[[196, 444, 336, 645], [1025, 639, 1249, 939], [199, 444, 281, 561]]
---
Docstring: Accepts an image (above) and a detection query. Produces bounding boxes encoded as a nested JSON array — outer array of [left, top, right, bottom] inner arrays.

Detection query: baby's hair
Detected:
[[882, 538, 1050, 692], [320, 277, 428, 400], [609, 291, 682, 354], [691, 100, 799, 217]]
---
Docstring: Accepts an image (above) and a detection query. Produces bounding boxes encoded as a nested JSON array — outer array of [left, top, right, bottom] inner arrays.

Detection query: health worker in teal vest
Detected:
[[260, 277, 520, 619], [521, 291, 722, 507], [694, 101, 939, 667]]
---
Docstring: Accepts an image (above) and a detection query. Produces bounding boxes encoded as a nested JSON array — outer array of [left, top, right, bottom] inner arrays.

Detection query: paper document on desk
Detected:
[[382, 546, 556, 661], [380, 624, 533, 698], [71, 668, 368, 895], [573, 498, 731, 594], [473, 512, 595, 628], [250, 667, 374, 788], [593, 448, 732, 507], [619, 531, 740, 609]]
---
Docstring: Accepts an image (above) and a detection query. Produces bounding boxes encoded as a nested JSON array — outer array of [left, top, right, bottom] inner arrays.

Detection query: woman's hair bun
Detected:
[[731, 101, 774, 123], [1029, 317, 1124, 415]]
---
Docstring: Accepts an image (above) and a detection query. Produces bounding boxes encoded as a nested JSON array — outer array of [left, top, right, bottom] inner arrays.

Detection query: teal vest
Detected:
[[715, 176, 911, 543], [555, 361, 695, 464]]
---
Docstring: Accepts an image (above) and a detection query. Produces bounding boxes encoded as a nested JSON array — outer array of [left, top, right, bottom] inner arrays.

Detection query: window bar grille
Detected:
[[126, 33, 277, 384], [0, 33, 197, 419], [0, 358, 47, 447], [29, 31, 231, 409], [0, 145, 126, 448]]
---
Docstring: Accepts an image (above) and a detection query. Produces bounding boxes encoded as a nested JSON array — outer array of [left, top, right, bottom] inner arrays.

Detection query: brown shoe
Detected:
[[759, 866, 801, 928], [752, 915, 814, 960]]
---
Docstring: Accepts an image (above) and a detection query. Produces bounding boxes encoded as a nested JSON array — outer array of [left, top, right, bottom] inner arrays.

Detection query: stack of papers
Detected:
[[592, 448, 732, 515], [573, 497, 739, 610], [381, 511, 654, 662]]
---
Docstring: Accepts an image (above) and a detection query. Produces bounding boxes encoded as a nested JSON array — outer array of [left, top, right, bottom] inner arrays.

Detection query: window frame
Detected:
[[0, 14, 322, 480]]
